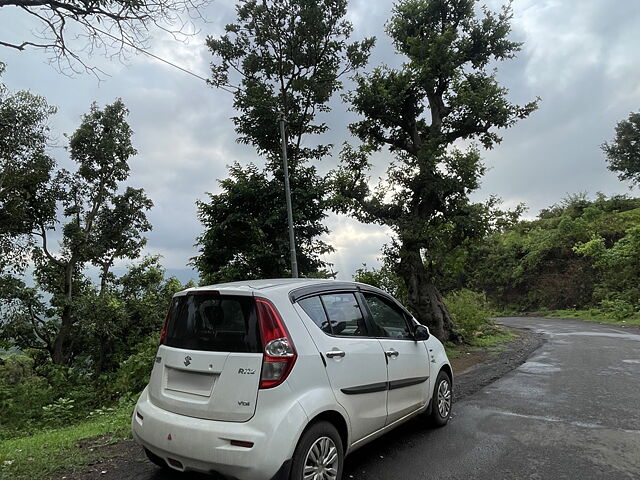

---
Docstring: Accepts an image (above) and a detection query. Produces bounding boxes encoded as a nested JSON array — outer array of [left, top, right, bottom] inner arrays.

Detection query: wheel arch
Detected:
[[439, 363, 453, 386], [304, 410, 349, 454]]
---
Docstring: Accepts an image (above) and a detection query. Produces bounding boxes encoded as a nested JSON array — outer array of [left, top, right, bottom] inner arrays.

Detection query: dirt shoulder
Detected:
[[452, 327, 544, 401], [56, 327, 544, 480]]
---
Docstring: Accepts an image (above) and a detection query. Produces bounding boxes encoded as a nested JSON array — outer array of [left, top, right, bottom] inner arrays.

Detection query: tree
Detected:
[[602, 111, 640, 187], [354, 261, 408, 305], [0, 63, 57, 276], [195, 163, 332, 283], [332, 0, 538, 341], [0, 0, 210, 75], [194, 0, 374, 282], [76, 256, 186, 375], [0, 100, 154, 365]]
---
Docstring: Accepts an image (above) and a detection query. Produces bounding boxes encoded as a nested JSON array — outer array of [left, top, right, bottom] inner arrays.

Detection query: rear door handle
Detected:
[[385, 349, 399, 358], [325, 350, 346, 359]]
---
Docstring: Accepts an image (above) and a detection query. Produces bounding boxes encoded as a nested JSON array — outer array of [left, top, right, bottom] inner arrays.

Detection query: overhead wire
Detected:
[[91, 24, 210, 83]]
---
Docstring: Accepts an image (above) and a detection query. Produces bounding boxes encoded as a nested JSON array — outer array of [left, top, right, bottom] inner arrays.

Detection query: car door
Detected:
[[293, 292, 388, 443], [360, 292, 431, 425]]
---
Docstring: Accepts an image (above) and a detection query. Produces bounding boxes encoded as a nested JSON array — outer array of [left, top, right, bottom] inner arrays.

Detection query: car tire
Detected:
[[430, 370, 452, 427], [144, 448, 170, 470], [290, 421, 344, 480]]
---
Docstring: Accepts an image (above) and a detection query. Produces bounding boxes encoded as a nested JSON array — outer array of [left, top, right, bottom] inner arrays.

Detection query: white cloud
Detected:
[[322, 213, 394, 280]]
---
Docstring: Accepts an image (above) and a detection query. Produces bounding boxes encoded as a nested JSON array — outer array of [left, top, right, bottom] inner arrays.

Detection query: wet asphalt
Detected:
[[69, 317, 640, 479], [344, 317, 640, 480]]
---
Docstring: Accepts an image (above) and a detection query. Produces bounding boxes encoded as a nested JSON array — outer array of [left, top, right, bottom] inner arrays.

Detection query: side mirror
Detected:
[[413, 324, 430, 341]]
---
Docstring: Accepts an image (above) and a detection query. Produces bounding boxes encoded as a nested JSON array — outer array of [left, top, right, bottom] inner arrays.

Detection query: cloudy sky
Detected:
[[1, 0, 639, 284]]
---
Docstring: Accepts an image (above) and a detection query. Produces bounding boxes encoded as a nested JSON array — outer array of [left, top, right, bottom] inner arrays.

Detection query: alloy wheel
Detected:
[[303, 436, 339, 480], [437, 378, 451, 418]]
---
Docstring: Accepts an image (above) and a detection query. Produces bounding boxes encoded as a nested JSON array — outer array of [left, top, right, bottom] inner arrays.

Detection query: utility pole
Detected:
[[278, 112, 299, 278]]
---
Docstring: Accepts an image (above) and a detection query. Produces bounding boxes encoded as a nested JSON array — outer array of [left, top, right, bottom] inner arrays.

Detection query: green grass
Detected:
[[491, 307, 640, 326], [0, 404, 133, 480], [445, 329, 518, 359], [544, 309, 640, 326]]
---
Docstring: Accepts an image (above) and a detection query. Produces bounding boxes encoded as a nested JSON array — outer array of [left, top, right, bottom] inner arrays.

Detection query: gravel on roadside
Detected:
[[453, 327, 544, 401]]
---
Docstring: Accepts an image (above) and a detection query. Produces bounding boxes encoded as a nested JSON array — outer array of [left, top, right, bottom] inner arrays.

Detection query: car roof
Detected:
[[177, 278, 360, 296], [174, 278, 409, 314]]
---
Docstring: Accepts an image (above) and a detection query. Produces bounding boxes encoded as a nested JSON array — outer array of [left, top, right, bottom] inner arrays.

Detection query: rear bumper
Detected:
[[132, 387, 307, 480]]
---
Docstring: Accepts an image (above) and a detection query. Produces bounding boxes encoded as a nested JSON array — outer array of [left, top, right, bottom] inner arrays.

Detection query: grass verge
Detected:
[[492, 308, 640, 327], [544, 309, 640, 326], [0, 404, 132, 480], [445, 328, 517, 360]]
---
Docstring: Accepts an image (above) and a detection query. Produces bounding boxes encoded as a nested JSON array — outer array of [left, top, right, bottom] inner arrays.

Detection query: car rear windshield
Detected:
[[164, 293, 261, 353]]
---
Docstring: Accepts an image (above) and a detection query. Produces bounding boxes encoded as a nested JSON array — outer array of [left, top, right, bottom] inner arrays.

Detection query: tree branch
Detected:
[[33, 223, 64, 266], [0, 39, 53, 50], [1, 0, 210, 76]]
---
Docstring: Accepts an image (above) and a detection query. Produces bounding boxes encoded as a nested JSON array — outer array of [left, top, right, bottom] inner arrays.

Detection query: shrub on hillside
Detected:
[[104, 335, 159, 401], [599, 299, 635, 322], [444, 289, 493, 342], [42, 397, 76, 427], [0, 354, 55, 438]]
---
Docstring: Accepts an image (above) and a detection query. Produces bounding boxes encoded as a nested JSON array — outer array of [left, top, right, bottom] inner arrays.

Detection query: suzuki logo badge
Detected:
[[184, 355, 192, 367]]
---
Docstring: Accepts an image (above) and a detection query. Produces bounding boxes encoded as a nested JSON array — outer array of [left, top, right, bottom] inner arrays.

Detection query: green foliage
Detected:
[[0, 67, 57, 275], [602, 111, 640, 186], [443, 289, 492, 342], [0, 354, 53, 438], [207, 0, 374, 164], [354, 262, 407, 305], [0, 99, 154, 366], [331, 0, 537, 341], [0, 66, 188, 449], [544, 308, 640, 326], [574, 224, 640, 306], [0, 399, 133, 480], [471, 194, 640, 312], [196, 0, 374, 283], [194, 163, 332, 283], [0, 257, 185, 437], [598, 299, 636, 322], [104, 334, 159, 401], [42, 398, 76, 427]]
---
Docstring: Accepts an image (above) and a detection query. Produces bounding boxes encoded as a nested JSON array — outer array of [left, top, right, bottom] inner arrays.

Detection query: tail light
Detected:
[[159, 309, 170, 345], [256, 297, 297, 389]]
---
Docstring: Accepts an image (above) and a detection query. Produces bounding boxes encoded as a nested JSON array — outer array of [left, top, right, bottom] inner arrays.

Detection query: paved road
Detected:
[[343, 317, 640, 479], [75, 317, 640, 479]]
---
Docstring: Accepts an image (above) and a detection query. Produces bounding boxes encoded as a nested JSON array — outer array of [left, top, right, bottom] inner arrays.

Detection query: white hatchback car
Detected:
[[132, 279, 453, 480]]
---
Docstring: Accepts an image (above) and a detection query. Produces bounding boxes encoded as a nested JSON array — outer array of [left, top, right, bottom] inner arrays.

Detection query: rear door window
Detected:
[[298, 296, 332, 334], [319, 292, 368, 337], [164, 294, 260, 352]]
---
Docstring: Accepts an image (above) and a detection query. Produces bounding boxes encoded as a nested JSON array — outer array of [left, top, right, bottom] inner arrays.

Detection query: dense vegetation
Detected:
[[357, 193, 640, 330], [470, 194, 640, 316], [193, 0, 374, 283], [0, 70, 191, 441]]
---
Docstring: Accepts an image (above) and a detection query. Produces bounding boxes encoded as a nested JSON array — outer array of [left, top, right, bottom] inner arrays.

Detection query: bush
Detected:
[[42, 397, 76, 427], [599, 298, 635, 321], [444, 289, 493, 342], [0, 354, 55, 438], [102, 334, 159, 401]]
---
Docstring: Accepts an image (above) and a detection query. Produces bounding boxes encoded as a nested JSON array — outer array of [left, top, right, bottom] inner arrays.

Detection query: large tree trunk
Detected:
[[51, 305, 73, 365], [397, 245, 459, 343], [51, 263, 75, 365]]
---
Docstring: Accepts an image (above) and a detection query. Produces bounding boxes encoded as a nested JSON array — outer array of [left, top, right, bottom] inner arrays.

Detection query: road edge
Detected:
[[453, 326, 544, 402]]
